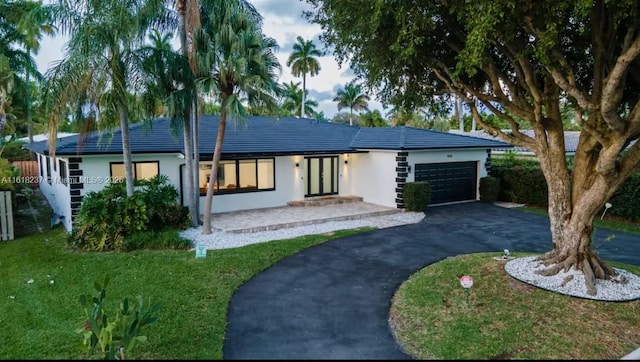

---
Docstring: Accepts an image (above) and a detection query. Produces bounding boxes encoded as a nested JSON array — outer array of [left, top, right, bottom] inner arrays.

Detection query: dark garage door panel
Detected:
[[414, 161, 478, 204]]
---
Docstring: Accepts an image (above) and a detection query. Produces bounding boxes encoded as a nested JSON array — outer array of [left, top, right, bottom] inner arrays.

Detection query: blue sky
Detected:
[[34, 0, 386, 119]]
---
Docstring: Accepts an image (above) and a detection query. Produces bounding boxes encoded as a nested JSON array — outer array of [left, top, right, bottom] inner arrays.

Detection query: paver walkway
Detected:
[[210, 202, 401, 233], [223, 202, 640, 359]]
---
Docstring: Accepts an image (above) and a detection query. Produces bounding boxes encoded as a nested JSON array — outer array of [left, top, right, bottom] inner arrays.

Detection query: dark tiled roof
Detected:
[[25, 116, 510, 156], [350, 126, 511, 150]]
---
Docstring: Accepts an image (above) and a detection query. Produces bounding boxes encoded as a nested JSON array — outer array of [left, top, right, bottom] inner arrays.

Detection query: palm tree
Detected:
[[333, 83, 369, 126], [45, 0, 166, 196], [197, 0, 281, 234], [17, 1, 55, 143], [280, 81, 317, 117], [286, 36, 321, 118]]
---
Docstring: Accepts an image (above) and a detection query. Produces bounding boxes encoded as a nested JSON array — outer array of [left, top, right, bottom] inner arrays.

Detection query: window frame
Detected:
[[109, 161, 160, 181], [58, 159, 68, 186], [198, 158, 276, 196]]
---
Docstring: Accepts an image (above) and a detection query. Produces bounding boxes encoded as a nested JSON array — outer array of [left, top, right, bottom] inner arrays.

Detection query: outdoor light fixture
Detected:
[[407, 165, 411, 172], [344, 160, 348, 165], [295, 162, 299, 168]]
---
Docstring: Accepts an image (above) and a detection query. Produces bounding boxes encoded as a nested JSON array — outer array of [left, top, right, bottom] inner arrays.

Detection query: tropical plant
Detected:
[[44, 0, 167, 197], [280, 81, 317, 117], [197, 0, 281, 234], [77, 275, 161, 360], [358, 109, 387, 127], [286, 35, 321, 118], [333, 83, 369, 126], [306, 0, 640, 295]]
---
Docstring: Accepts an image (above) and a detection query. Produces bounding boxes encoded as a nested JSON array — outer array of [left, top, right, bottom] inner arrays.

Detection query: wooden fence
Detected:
[[12, 160, 39, 187], [0, 191, 13, 241]]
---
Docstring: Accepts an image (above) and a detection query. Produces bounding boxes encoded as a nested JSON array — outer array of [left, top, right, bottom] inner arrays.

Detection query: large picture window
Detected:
[[198, 158, 275, 195], [110, 161, 159, 181]]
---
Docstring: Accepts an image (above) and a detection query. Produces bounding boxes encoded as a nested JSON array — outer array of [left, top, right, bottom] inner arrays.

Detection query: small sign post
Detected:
[[460, 275, 473, 306], [195, 242, 207, 259]]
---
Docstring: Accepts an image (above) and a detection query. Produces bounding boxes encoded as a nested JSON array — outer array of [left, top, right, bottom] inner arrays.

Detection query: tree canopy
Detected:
[[306, 0, 640, 295]]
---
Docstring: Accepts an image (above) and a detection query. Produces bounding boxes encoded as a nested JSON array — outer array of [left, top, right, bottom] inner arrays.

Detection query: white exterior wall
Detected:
[[37, 154, 73, 231], [79, 153, 184, 195], [344, 150, 398, 208], [198, 155, 305, 214], [406, 148, 490, 200]]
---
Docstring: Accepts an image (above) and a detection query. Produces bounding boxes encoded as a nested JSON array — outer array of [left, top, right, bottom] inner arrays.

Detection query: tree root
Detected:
[[534, 251, 618, 296]]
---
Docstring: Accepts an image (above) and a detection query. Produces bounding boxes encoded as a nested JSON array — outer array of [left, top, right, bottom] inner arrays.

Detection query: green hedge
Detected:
[[403, 181, 431, 212], [489, 158, 547, 206], [608, 173, 640, 222], [479, 176, 500, 203], [490, 157, 640, 222]]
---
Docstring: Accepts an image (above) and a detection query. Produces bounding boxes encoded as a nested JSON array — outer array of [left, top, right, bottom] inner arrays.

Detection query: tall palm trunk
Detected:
[[202, 108, 227, 234], [301, 73, 306, 118], [192, 97, 200, 223], [119, 104, 135, 196], [177, 0, 198, 227], [349, 107, 353, 126], [26, 47, 33, 144]]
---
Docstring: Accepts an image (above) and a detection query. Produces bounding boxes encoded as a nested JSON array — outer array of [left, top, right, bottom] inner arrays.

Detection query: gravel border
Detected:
[[505, 256, 640, 301], [180, 211, 425, 251]]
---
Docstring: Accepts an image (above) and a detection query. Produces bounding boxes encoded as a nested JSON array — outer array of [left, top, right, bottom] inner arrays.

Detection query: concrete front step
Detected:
[[287, 195, 364, 207], [223, 209, 400, 234]]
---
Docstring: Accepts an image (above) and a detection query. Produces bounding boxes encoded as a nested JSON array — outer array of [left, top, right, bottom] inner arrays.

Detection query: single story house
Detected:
[[25, 115, 510, 231]]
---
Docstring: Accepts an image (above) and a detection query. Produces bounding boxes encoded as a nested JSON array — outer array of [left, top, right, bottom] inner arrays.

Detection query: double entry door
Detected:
[[304, 156, 338, 197]]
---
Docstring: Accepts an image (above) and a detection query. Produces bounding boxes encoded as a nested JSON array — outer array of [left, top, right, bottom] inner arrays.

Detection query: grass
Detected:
[[518, 205, 640, 235], [389, 252, 640, 360], [0, 203, 374, 359]]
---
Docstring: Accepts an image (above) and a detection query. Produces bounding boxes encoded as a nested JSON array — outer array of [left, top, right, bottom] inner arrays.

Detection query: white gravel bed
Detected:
[[180, 212, 425, 251], [505, 255, 640, 301]]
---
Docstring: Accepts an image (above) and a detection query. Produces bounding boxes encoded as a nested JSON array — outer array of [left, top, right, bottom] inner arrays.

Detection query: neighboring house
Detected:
[[449, 129, 580, 159], [24, 116, 510, 232]]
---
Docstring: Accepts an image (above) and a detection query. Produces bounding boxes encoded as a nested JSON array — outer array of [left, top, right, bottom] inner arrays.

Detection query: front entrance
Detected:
[[304, 156, 338, 197]]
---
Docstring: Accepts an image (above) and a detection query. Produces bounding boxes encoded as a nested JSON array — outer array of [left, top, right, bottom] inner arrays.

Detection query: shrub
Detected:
[[479, 176, 500, 203], [607, 173, 640, 222], [403, 181, 431, 212], [124, 230, 193, 252], [69, 175, 190, 252], [489, 158, 547, 206]]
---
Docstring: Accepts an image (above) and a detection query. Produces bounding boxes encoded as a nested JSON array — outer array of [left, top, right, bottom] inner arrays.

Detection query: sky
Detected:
[[33, 0, 386, 119]]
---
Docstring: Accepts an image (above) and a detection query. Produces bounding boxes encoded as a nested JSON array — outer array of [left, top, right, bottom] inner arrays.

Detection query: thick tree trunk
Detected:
[[535, 128, 620, 295], [119, 105, 135, 196], [202, 110, 227, 235]]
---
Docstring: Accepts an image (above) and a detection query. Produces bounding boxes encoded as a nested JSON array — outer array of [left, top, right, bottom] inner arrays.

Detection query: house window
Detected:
[[110, 161, 159, 181], [58, 159, 68, 186], [198, 158, 275, 195]]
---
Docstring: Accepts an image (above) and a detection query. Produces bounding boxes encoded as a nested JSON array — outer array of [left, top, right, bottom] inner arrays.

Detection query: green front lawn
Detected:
[[390, 252, 640, 359], [0, 226, 373, 359], [517, 206, 640, 235]]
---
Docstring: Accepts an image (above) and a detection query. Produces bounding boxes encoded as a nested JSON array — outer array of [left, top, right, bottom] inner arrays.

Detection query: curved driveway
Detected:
[[223, 202, 640, 359]]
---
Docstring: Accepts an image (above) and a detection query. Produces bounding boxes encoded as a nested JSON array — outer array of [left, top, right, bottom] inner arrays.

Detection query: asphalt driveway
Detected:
[[223, 202, 640, 359]]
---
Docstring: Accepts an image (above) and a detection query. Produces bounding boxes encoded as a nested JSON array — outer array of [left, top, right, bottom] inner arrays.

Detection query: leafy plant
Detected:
[[479, 176, 500, 203], [77, 275, 161, 360], [69, 175, 189, 252]]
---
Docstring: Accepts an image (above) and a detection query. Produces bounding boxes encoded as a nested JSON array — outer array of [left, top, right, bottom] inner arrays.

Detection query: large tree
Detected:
[[306, 0, 640, 295], [286, 36, 321, 118], [198, 0, 280, 234], [333, 83, 369, 126]]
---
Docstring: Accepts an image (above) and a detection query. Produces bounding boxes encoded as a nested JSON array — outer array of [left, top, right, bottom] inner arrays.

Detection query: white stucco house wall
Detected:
[[25, 116, 510, 232]]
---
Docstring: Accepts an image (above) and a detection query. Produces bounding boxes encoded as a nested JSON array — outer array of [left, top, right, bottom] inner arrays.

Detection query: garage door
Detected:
[[414, 161, 477, 204]]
